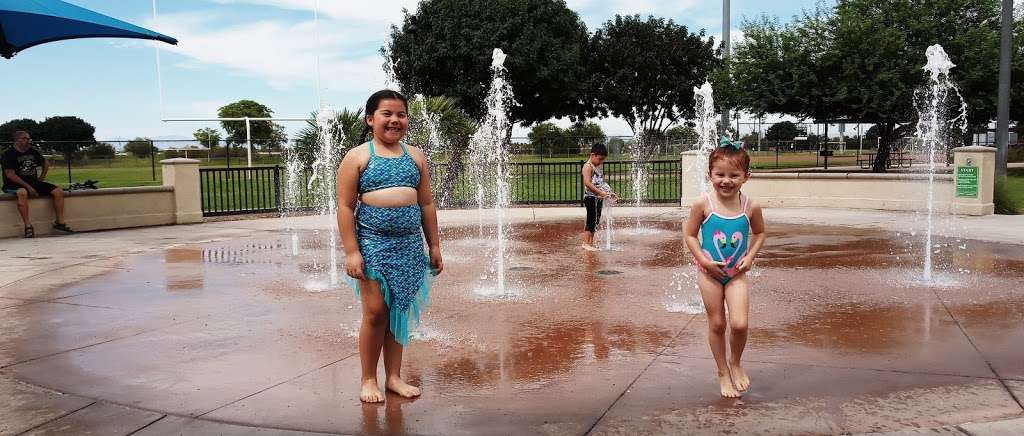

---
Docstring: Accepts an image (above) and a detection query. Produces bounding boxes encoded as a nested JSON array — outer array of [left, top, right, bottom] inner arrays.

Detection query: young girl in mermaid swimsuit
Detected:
[[336, 90, 443, 403], [683, 138, 766, 398]]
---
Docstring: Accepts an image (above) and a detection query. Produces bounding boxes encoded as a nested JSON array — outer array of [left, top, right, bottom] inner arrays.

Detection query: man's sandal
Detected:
[[24, 225, 34, 238]]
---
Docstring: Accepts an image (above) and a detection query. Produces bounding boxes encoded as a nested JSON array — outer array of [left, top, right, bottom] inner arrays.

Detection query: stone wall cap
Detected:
[[1, 185, 172, 200], [680, 150, 701, 156], [749, 172, 954, 181], [797, 172, 848, 179], [952, 146, 997, 153], [160, 158, 202, 165], [65, 186, 174, 196], [750, 172, 799, 179]]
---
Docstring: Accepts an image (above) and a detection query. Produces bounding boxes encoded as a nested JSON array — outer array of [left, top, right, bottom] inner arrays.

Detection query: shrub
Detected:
[[85, 142, 116, 159], [1008, 145, 1023, 163]]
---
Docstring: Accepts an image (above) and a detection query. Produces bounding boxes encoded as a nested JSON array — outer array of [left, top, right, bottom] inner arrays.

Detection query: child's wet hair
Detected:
[[708, 147, 750, 173], [361, 89, 409, 142], [590, 142, 608, 156]]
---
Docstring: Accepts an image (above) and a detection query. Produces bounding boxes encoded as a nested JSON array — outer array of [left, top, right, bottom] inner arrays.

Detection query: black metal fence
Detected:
[[198, 159, 682, 216], [199, 166, 282, 216]]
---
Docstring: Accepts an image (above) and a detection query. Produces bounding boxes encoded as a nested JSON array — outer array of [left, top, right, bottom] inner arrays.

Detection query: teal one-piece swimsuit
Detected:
[[698, 193, 751, 285]]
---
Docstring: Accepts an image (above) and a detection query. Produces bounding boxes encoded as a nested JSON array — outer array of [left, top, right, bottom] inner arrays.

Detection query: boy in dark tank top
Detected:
[[580, 143, 617, 250]]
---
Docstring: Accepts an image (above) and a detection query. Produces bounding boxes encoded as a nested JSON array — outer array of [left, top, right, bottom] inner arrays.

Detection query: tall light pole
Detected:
[[995, 0, 1013, 177], [721, 0, 731, 137]]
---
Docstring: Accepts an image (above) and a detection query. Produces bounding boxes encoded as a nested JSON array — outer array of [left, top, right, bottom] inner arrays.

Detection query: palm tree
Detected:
[[407, 96, 477, 206], [294, 107, 364, 170]]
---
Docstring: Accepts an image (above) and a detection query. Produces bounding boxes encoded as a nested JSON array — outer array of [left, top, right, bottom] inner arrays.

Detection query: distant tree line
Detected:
[[388, 0, 1020, 171]]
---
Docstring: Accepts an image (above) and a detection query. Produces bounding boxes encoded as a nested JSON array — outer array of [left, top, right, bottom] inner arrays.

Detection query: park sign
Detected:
[[955, 164, 979, 198]]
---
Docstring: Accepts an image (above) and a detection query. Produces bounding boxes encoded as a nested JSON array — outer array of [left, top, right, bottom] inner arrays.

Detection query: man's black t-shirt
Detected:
[[1, 147, 46, 191]]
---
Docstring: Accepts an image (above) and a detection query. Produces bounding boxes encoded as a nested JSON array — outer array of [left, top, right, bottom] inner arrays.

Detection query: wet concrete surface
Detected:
[[19, 402, 162, 436], [1, 218, 1022, 434]]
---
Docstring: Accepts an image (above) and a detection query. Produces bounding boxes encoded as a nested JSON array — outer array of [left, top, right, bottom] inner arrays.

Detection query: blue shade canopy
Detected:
[[0, 0, 177, 59]]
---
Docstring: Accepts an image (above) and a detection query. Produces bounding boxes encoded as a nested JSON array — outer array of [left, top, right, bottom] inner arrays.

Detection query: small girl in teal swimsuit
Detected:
[[684, 138, 766, 399], [336, 90, 443, 403]]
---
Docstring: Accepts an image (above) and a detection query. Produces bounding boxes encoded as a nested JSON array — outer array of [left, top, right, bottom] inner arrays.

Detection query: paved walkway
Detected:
[[1, 207, 1022, 435]]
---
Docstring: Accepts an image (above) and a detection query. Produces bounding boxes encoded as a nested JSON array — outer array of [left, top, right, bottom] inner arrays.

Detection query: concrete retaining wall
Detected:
[[681, 146, 996, 216], [1, 158, 202, 238]]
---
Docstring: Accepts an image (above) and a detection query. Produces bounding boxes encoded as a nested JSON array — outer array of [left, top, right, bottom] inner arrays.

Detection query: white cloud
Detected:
[[208, 0, 419, 23], [146, 11, 389, 93]]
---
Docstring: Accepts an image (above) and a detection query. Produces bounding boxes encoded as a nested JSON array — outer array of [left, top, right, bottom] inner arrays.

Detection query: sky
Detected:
[[1, 0, 875, 142]]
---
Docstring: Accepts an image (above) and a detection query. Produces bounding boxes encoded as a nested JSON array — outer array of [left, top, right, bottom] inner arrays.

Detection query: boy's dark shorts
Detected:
[[3, 180, 58, 196], [583, 196, 603, 232]]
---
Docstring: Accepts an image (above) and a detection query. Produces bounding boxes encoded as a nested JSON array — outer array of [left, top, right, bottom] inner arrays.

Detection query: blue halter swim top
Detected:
[[359, 140, 421, 194], [699, 193, 751, 285]]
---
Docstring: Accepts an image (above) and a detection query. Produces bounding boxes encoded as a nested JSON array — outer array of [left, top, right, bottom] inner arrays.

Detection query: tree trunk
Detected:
[[872, 123, 895, 173]]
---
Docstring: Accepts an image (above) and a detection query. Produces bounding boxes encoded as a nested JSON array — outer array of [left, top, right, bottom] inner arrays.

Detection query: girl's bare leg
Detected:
[[697, 273, 740, 398], [359, 279, 388, 403], [383, 329, 421, 398], [582, 230, 597, 250], [724, 274, 751, 391]]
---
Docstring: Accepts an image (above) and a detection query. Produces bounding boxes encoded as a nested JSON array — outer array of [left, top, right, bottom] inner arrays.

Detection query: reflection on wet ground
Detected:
[[3, 220, 1023, 434]]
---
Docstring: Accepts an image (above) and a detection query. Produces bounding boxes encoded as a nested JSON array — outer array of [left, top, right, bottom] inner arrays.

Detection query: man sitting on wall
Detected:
[[2, 131, 73, 238]]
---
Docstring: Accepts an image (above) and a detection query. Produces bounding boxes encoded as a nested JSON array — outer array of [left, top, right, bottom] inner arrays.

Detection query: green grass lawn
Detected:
[[44, 155, 286, 189], [1005, 168, 1024, 212]]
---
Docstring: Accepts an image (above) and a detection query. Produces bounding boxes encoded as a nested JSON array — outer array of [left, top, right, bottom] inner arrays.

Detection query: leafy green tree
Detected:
[[386, 0, 590, 125], [193, 127, 222, 148], [85, 142, 116, 159], [38, 116, 96, 158], [527, 122, 573, 155], [217, 100, 286, 149], [566, 121, 606, 145], [587, 15, 719, 139], [865, 125, 880, 141], [0, 119, 40, 144], [124, 138, 156, 158], [664, 125, 697, 143], [607, 137, 627, 155], [716, 8, 836, 128], [765, 121, 799, 141], [725, 0, 1005, 171]]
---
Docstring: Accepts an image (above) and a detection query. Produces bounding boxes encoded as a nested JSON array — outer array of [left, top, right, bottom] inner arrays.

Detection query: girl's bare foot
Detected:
[[360, 379, 385, 403], [718, 371, 741, 398], [730, 363, 750, 391], [386, 376, 421, 398], [582, 244, 599, 251]]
